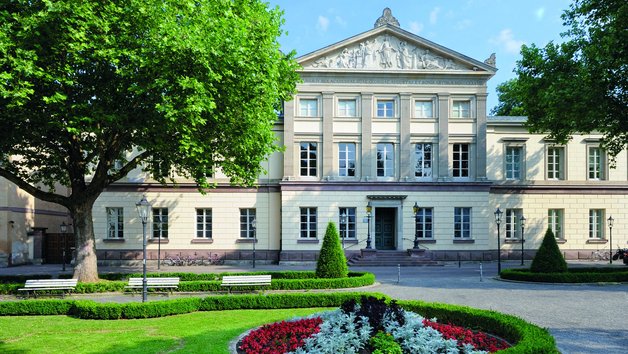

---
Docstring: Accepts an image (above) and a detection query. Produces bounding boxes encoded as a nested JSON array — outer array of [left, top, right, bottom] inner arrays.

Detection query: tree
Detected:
[[494, 0, 627, 160], [316, 222, 348, 279], [530, 229, 568, 273], [490, 79, 526, 116], [0, 0, 299, 281]]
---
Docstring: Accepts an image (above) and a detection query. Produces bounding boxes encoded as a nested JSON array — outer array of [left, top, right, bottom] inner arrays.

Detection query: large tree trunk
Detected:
[[71, 201, 99, 282]]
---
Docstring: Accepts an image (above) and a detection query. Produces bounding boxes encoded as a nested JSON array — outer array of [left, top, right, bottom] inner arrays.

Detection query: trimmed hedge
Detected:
[[398, 300, 558, 353], [2, 271, 374, 295], [501, 268, 628, 283], [0, 292, 559, 352], [0, 274, 52, 284]]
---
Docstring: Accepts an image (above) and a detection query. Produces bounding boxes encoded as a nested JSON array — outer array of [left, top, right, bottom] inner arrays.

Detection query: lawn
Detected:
[[0, 308, 327, 354]]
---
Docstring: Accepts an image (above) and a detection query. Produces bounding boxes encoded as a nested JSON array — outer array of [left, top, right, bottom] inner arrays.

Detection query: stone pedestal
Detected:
[[407, 248, 430, 260], [361, 248, 377, 259]]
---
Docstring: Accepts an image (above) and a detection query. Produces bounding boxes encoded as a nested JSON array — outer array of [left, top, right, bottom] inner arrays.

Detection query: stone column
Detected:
[[475, 93, 488, 180], [282, 99, 295, 179], [437, 93, 450, 181], [400, 93, 412, 180], [361, 93, 373, 180], [322, 92, 334, 179]]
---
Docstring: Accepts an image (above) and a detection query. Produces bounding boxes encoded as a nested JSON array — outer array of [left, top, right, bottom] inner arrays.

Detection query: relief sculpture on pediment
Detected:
[[305, 35, 467, 71]]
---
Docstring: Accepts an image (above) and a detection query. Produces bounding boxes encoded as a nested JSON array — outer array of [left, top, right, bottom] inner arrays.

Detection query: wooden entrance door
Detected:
[[375, 208, 396, 250], [44, 233, 75, 264]]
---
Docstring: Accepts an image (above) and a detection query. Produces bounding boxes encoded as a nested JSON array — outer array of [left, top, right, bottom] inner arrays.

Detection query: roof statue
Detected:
[[484, 53, 496, 67], [374, 8, 400, 28]]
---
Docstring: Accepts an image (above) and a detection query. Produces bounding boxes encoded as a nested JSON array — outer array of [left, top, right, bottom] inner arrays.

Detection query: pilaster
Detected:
[[437, 93, 450, 181], [361, 93, 373, 180], [400, 93, 412, 179], [322, 92, 334, 179]]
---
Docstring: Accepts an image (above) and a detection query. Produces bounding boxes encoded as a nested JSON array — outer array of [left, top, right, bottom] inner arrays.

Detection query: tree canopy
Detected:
[[492, 0, 627, 159], [0, 0, 299, 281]]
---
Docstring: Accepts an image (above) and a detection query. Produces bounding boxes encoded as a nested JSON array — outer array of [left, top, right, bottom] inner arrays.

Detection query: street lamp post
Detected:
[[339, 212, 347, 250], [608, 216, 614, 264], [251, 218, 256, 268], [60, 222, 68, 271], [366, 202, 373, 249], [494, 208, 503, 273], [520, 215, 526, 266], [413, 202, 420, 249], [136, 196, 151, 303]]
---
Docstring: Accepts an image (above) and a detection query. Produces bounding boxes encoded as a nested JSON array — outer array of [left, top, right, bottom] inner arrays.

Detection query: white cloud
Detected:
[[429, 7, 441, 25], [316, 15, 329, 32], [335, 15, 347, 27], [535, 7, 545, 21], [409, 21, 424, 34], [490, 29, 525, 54]]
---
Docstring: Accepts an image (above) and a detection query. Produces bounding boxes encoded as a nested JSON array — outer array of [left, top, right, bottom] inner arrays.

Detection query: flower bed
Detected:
[[238, 296, 510, 354]]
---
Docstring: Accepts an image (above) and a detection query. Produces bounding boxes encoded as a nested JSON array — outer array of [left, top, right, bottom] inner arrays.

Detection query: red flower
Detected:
[[423, 319, 510, 353], [239, 317, 323, 354]]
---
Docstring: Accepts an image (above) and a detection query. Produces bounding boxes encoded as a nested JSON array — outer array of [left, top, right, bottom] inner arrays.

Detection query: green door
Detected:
[[375, 208, 396, 250]]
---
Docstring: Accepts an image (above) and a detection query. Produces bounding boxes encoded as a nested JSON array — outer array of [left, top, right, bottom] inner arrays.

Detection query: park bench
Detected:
[[221, 275, 272, 293], [125, 277, 180, 293], [18, 279, 78, 298]]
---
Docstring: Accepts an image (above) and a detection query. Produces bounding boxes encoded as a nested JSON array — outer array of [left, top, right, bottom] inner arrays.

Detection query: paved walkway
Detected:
[[1, 261, 627, 354]]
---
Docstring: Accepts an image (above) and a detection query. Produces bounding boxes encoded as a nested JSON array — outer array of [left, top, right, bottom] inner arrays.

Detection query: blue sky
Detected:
[[266, 0, 573, 112]]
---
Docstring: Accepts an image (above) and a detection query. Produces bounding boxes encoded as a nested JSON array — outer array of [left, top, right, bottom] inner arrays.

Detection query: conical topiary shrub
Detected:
[[530, 228, 568, 273], [315, 222, 349, 278]]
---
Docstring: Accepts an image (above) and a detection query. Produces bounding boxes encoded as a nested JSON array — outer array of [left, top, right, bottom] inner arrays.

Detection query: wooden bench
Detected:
[[125, 277, 179, 293], [221, 275, 272, 293], [18, 279, 78, 298]]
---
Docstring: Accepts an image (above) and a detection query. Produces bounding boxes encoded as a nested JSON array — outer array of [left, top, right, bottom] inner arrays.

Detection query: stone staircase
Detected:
[[347, 250, 440, 267]]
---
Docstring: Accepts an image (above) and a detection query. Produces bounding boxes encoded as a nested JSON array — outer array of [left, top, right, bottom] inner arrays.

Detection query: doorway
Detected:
[[375, 207, 396, 250]]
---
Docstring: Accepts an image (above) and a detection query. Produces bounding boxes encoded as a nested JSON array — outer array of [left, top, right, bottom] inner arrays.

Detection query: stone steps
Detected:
[[347, 250, 440, 266]]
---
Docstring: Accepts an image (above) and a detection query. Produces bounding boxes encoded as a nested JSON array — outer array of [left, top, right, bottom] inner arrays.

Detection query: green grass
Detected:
[[0, 308, 327, 354]]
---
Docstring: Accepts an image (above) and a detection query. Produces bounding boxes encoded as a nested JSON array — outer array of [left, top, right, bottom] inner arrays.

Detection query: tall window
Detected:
[[505, 209, 522, 239], [376, 100, 394, 117], [588, 147, 605, 180], [547, 147, 564, 180], [300, 207, 317, 238], [196, 209, 212, 239], [300, 142, 317, 177], [338, 143, 356, 177], [240, 209, 256, 238], [376, 143, 394, 177], [414, 101, 433, 118], [338, 99, 357, 117], [505, 146, 522, 180], [299, 98, 318, 117], [452, 101, 470, 118], [548, 209, 564, 239], [414, 143, 432, 178], [152, 208, 168, 239], [415, 208, 433, 238], [452, 144, 469, 178], [339, 207, 356, 239], [454, 207, 471, 238], [106, 207, 123, 239], [589, 209, 604, 239]]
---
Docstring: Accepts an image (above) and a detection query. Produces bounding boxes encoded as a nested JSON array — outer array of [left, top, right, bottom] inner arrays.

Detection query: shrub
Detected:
[[530, 228, 567, 273], [500, 268, 628, 283], [0, 299, 74, 316], [0, 274, 52, 284], [316, 222, 348, 278], [370, 331, 403, 354]]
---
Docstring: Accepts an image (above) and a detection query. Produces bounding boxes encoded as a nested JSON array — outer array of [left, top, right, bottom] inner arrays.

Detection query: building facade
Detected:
[[3, 9, 627, 266]]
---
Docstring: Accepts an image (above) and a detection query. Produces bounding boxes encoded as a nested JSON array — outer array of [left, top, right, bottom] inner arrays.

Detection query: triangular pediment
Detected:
[[298, 25, 496, 74]]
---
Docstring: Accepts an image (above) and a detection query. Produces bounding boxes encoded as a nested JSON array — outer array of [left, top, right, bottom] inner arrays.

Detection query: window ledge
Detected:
[[297, 239, 320, 244], [556, 239, 567, 244], [453, 239, 475, 244], [504, 239, 522, 244], [342, 239, 359, 245], [586, 239, 608, 244], [191, 239, 214, 244], [103, 239, 125, 243], [417, 239, 436, 244], [236, 238, 257, 243], [148, 239, 169, 244]]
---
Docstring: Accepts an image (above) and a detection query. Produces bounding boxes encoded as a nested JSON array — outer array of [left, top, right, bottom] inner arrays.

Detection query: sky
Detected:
[[266, 0, 573, 112]]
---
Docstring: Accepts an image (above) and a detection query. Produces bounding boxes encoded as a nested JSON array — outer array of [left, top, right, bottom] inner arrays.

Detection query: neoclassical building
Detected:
[[2, 9, 626, 266]]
